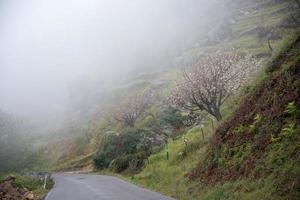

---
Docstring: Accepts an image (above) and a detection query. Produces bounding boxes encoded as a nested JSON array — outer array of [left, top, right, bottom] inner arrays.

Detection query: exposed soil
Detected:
[[0, 176, 34, 200]]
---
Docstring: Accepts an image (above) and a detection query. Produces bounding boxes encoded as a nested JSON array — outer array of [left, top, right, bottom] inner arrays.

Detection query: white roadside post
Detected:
[[43, 174, 48, 189]]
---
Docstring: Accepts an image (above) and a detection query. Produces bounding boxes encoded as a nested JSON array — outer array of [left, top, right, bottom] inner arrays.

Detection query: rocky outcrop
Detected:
[[0, 175, 34, 200]]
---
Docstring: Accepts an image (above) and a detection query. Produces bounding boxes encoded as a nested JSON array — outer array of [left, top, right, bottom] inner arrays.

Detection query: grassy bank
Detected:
[[121, 123, 215, 199]]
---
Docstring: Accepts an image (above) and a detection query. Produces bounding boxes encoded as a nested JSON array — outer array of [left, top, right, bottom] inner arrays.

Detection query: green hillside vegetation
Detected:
[[127, 31, 300, 200], [37, 0, 299, 173], [189, 32, 300, 199], [86, 1, 300, 199], [51, 0, 300, 175]]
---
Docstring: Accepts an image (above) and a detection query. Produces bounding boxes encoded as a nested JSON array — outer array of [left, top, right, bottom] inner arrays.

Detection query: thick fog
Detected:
[[0, 0, 222, 118]]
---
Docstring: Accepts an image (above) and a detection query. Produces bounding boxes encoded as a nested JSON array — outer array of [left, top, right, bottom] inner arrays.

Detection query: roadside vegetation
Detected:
[[0, 173, 53, 200]]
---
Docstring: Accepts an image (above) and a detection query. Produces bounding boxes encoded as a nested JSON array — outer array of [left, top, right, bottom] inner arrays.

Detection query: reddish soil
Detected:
[[0, 176, 34, 200]]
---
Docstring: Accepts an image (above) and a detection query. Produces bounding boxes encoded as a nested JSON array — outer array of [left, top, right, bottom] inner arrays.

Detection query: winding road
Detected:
[[46, 174, 175, 200]]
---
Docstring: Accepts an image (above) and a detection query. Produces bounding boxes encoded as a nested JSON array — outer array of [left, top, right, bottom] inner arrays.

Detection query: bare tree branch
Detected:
[[114, 90, 153, 127], [169, 53, 259, 121]]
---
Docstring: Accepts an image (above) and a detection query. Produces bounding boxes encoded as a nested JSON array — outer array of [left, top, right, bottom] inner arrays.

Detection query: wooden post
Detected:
[[267, 39, 273, 53], [201, 128, 205, 140], [211, 119, 214, 130], [166, 151, 169, 160]]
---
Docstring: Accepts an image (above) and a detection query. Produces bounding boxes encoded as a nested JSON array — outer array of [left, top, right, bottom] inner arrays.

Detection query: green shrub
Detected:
[[94, 128, 153, 170], [234, 124, 247, 134], [110, 156, 130, 172], [110, 151, 148, 173], [160, 107, 184, 129], [285, 101, 297, 118], [249, 114, 262, 134], [281, 122, 296, 138], [280, 101, 298, 138], [94, 153, 109, 170]]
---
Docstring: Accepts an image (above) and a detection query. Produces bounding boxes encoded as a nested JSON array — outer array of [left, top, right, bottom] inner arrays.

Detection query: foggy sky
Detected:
[[0, 0, 220, 117]]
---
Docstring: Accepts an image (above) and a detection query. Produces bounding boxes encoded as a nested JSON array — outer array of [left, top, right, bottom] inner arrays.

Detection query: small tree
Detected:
[[114, 91, 152, 127], [169, 53, 259, 121]]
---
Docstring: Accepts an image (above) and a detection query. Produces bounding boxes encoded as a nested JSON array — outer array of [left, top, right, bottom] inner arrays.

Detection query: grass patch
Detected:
[[54, 152, 95, 171], [123, 121, 216, 199], [198, 176, 280, 200], [265, 32, 300, 73]]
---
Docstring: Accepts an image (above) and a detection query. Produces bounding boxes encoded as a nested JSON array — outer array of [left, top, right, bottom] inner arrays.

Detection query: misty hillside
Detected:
[[1, 0, 300, 199]]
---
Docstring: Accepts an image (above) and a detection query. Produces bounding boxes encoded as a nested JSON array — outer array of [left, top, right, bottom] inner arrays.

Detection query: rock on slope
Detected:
[[0, 176, 34, 200]]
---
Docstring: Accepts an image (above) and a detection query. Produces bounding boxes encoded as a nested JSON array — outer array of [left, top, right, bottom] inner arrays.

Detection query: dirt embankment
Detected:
[[0, 175, 34, 200]]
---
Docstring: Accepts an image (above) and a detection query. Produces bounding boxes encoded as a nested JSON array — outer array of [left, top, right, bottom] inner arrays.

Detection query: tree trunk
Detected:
[[126, 119, 135, 127], [215, 112, 223, 121], [128, 122, 135, 127], [212, 107, 223, 121]]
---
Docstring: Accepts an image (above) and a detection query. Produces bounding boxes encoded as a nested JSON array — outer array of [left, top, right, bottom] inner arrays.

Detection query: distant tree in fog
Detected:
[[169, 53, 259, 121], [114, 91, 153, 127]]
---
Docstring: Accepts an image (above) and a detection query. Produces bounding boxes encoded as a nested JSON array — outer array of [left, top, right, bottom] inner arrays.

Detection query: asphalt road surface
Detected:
[[46, 174, 175, 200]]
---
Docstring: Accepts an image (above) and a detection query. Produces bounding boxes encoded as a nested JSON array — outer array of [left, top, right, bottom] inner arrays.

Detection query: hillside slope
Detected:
[[45, 2, 300, 199], [190, 32, 300, 199], [128, 33, 300, 200]]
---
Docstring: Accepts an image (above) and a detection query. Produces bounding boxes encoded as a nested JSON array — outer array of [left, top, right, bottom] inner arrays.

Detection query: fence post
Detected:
[[43, 175, 47, 189], [201, 128, 205, 140]]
